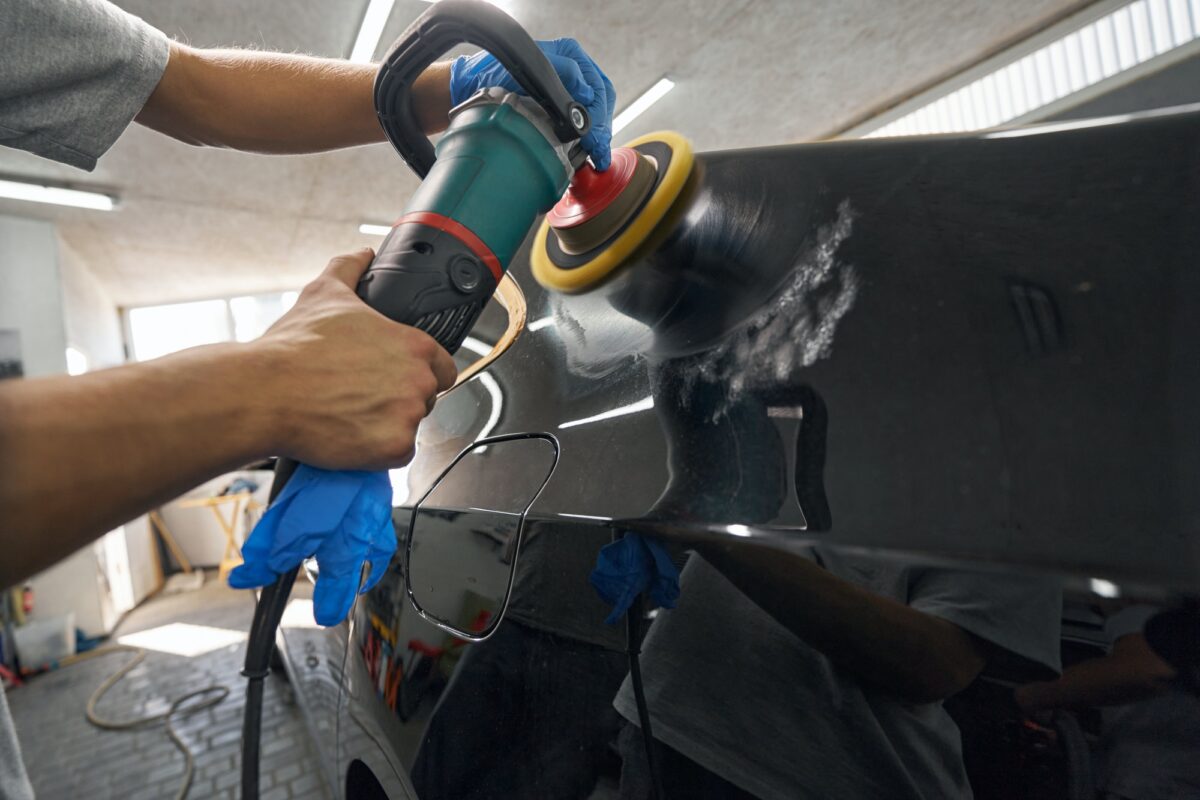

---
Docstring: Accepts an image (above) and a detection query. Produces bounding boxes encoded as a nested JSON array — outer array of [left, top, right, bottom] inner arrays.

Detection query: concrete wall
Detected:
[[58, 240, 125, 370], [1, 214, 158, 636], [0, 215, 67, 377]]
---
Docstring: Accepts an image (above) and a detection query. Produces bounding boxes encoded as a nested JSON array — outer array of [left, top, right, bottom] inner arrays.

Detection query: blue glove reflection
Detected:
[[589, 533, 680, 625], [449, 38, 616, 171], [228, 466, 395, 627]]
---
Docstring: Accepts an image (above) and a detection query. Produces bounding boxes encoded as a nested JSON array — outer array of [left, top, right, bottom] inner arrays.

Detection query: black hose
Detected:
[[240, 457, 300, 800], [627, 593, 665, 800]]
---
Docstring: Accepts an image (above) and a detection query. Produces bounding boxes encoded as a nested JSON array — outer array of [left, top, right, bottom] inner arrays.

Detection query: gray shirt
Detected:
[[1, 2, 168, 796], [615, 547, 1062, 800], [1, 0, 170, 171], [0, 688, 32, 800]]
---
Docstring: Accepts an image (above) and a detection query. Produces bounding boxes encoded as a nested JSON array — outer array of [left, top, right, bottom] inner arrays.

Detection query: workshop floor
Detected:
[[7, 574, 334, 800]]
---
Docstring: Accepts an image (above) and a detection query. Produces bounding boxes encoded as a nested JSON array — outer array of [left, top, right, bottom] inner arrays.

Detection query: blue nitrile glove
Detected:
[[449, 38, 616, 171], [228, 466, 395, 627], [589, 534, 681, 625]]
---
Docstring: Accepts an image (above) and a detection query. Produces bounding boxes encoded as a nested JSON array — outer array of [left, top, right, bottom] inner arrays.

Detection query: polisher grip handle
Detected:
[[357, 221, 498, 355], [374, 0, 589, 179]]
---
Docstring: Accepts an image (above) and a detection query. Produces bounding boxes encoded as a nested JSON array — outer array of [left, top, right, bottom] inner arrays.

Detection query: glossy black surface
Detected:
[[280, 108, 1200, 799]]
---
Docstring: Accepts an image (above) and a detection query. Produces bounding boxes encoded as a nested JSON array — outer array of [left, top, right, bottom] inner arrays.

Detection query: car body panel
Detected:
[[279, 106, 1200, 798]]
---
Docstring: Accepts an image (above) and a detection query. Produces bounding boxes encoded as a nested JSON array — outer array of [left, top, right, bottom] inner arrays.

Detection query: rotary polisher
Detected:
[[240, 0, 694, 795], [532, 130, 695, 292], [241, 0, 593, 796]]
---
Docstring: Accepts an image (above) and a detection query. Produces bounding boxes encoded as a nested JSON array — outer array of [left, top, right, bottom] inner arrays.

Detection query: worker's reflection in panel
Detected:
[[410, 351, 1069, 799]]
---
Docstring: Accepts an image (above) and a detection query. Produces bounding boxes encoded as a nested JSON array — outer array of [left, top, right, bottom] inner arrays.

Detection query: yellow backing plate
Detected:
[[532, 131, 694, 293]]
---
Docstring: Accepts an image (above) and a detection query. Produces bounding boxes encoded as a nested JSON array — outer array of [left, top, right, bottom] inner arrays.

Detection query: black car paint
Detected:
[[279, 107, 1200, 798]]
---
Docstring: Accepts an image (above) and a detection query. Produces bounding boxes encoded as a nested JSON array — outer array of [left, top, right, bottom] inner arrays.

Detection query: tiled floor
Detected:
[[7, 575, 333, 800]]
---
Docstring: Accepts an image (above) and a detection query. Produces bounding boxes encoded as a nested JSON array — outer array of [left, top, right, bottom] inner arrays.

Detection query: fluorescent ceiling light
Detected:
[[0, 178, 114, 211], [856, 0, 1200, 138], [350, 0, 397, 64], [612, 77, 675, 135], [117, 622, 246, 657], [359, 223, 392, 236], [526, 316, 555, 332], [559, 396, 654, 429]]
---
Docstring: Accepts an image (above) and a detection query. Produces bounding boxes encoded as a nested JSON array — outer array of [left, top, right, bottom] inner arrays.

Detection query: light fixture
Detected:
[[853, 0, 1200, 138], [420, 0, 513, 11], [350, 0, 397, 64], [359, 223, 392, 236], [0, 178, 114, 211], [612, 77, 676, 135]]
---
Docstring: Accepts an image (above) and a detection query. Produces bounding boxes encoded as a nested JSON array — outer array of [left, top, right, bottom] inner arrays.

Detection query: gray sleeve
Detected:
[[908, 567, 1063, 680], [0, 0, 170, 171], [0, 687, 34, 800]]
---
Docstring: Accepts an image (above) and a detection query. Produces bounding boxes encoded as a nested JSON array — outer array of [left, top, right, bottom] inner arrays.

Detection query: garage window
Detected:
[[126, 291, 299, 362]]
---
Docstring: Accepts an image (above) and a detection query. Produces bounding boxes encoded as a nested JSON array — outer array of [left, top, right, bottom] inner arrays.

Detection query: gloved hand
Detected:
[[589, 533, 681, 624], [228, 466, 395, 627], [449, 38, 616, 171]]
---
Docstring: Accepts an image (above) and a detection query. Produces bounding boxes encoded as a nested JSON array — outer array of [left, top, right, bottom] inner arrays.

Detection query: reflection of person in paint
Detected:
[[1015, 605, 1200, 800], [613, 361, 1064, 800]]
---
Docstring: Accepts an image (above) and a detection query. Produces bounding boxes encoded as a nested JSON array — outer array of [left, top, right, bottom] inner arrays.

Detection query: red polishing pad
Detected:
[[546, 147, 645, 229]]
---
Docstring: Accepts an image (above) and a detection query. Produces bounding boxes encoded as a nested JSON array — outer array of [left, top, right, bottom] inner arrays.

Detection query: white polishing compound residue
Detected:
[[680, 199, 859, 421]]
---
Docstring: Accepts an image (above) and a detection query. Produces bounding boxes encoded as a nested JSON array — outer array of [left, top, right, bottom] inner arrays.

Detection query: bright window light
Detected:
[[128, 299, 230, 361], [359, 223, 392, 236], [0, 178, 114, 211], [612, 78, 676, 136], [350, 0, 397, 63], [65, 347, 88, 376], [857, 0, 1200, 138], [128, 291, 300, 360], [118, 622, 246, 657], [230, 293, 295, 342]]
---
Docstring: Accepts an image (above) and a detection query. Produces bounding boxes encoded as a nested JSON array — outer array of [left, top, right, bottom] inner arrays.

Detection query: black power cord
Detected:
[[627, 592, 666, 800], [240, 456, 299, 800]]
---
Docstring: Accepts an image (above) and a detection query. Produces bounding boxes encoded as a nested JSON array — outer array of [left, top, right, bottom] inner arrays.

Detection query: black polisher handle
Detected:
[[373, 0, 589, 179], [357, 222, 497, 354]]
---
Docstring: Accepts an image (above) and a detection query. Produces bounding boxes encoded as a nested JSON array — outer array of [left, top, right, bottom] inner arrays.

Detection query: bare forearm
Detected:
[[136, 43, 453, 152], [0, 343, 274, 586], [696, 543, 986, 703], [1016, 635, 1175, 712]]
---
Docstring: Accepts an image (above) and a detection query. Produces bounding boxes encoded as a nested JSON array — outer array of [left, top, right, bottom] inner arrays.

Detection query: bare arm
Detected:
[[1015, 633, 1175, 713], [135, 43, 453, 151], [695, 542, 989, 704], [0, 250, 455, 588]]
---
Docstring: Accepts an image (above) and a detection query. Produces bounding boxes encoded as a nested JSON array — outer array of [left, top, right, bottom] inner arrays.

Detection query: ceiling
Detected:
[[0, 0, 1093, 307]]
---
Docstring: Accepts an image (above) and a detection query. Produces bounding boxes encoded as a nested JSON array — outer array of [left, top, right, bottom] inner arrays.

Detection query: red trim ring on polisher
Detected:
[[391, 211, 503, 283]]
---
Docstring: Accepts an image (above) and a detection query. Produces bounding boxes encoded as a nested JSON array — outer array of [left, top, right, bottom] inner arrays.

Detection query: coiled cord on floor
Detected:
[[66, 645, 229, 800]]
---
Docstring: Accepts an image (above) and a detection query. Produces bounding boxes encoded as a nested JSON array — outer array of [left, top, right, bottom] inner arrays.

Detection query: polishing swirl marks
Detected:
[[675, 199, 860, 422]]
